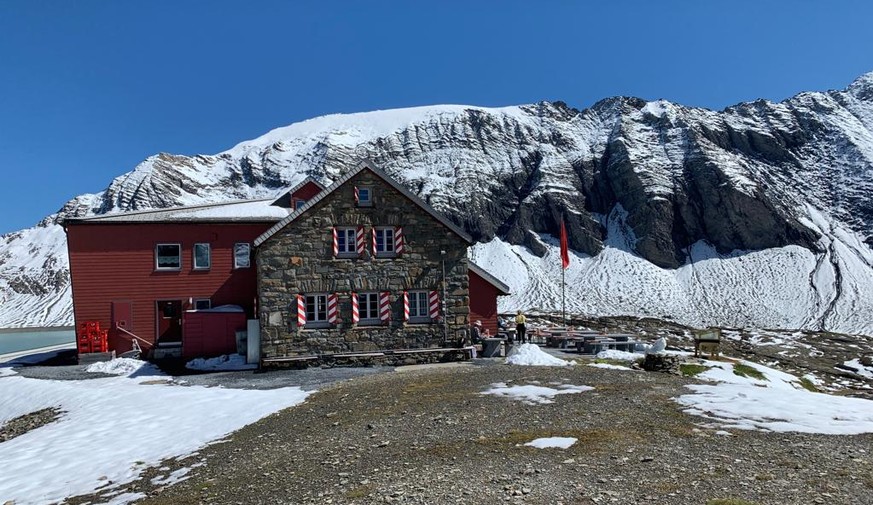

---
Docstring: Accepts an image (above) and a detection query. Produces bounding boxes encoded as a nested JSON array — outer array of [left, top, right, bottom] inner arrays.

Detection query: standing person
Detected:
[[515, 310, 527, 344]]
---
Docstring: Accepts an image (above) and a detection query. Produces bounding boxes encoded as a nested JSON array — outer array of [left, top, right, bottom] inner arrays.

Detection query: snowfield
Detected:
[[0, 359, 310, 505], [676, 359, 873, 435]]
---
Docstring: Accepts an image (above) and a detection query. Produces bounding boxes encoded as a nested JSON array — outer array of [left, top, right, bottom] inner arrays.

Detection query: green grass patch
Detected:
[[680, 363, 709, 377], [732, 363, 767, 381], [798, 376, 819, 392], [706, 499, 760, 505]]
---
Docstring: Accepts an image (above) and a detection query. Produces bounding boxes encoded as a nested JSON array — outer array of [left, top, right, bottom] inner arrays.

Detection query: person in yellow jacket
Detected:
[[515, 310, 527, 344]]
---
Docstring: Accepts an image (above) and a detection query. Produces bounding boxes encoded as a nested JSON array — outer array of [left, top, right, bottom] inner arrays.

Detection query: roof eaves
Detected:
[[253, 160, 473, 247]]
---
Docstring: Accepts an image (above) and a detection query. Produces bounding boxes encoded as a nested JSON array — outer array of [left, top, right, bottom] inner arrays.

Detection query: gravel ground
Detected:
[[60, 356, 873, 505]]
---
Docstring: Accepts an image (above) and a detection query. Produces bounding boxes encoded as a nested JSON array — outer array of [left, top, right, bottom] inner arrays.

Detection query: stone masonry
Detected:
[[257, 167, 470, 357]]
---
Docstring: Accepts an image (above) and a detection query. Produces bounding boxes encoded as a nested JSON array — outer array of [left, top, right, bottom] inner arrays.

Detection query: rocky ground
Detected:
[[62, 351, 873, 505], [0, 407, 62, 443]]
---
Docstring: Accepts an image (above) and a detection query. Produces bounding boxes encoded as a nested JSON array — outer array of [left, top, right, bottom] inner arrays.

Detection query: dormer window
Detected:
[[293, 199, 307, 210], [355, 186, 372, 207]]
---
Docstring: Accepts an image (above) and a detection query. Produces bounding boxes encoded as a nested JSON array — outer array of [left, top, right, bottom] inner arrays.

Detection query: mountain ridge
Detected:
[[2, 72, 872, 334]]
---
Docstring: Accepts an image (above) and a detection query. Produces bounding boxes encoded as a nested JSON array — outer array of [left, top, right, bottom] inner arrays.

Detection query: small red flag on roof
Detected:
[[560, 217, 570, 270]]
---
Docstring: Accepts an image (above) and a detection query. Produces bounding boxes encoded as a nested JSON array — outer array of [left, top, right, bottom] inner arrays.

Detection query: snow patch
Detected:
[[505, 344, 574, 366], [186, 354, 256, 371], [0, 369, 312, 504], [481, 382, 593, 405], [676, 359, 873, 434], [524, 437, 577, 449], [85, 358, 163, 376]]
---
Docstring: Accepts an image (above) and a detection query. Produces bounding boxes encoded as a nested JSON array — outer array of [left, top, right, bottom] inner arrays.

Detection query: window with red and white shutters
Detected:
[[373, 227, 396, 257], [356, 292, 380, 325], [406, 290, 435, 323], [333, 227, 356, 257]]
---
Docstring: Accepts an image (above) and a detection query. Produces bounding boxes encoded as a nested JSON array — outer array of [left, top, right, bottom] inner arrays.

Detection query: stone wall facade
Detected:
[[257, 168, 470, 357]]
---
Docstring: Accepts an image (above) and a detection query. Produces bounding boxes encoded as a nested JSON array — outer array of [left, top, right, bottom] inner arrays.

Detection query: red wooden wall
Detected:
[[469, 269, 501, 336], [66, 222, 269, 355], [182, 311, 247, 358]]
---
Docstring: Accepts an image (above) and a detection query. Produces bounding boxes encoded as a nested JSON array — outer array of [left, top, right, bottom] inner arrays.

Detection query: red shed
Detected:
[[468, 262, 511, 336]]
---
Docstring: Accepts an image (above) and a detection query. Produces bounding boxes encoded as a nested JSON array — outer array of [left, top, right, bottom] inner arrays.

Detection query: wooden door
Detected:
[[156, 300, 183, 345], [111, 301, 132, 331]]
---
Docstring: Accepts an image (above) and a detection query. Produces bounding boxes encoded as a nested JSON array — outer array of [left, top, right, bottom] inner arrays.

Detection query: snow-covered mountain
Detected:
[[3, 73, 873, 334]]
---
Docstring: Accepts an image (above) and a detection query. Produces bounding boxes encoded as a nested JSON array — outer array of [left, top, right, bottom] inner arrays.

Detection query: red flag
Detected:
[[560, 218, 570, 269]]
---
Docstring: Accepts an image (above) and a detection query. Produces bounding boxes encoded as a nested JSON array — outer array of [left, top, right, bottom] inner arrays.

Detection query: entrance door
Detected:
[[156, 300, 183, 345]]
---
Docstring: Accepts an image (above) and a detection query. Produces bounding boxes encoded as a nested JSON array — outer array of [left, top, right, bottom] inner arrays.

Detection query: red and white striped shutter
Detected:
[[354, 186, 360, 205], [327, 293, 338, 325], [372, 227, 378, 256], [296, 294, 306, 327], [394, 226, 404, 254], [356, 226, 365, 255], [379, 291, 391, 323], [332, 227, 338, 257], [428, 290, 440, 320], [403, 291, 410, 321], [351, 292, 359, 324]]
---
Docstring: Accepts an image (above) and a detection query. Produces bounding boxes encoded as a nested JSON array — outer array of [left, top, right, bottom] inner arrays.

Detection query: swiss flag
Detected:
[[560, 218, 570, 270]]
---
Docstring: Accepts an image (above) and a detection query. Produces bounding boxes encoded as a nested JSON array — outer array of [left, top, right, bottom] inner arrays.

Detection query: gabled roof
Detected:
[[469, 262, 511, 295], [269, 177, 326, 208], [254, 160, 473, 247], [64, 198, 289, 225]]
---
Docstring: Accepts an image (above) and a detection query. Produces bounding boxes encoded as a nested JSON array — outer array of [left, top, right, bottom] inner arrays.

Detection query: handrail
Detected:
[[114, 325, 151, 347]]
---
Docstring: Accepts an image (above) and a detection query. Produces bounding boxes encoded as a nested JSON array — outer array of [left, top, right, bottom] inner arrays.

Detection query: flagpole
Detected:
[[561, 213, 566, 326]]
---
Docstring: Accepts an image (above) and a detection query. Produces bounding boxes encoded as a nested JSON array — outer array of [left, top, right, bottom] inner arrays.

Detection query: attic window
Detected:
[[294, 199, 307, 210], [355, 186, 372, 207]]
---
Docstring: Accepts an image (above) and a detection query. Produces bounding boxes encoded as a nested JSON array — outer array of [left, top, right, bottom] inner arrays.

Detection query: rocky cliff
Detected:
[[2, 73, 872, 333]]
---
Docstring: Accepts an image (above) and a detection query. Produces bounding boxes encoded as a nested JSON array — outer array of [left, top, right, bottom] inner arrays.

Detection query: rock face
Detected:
[[2, 73, 873, 333]]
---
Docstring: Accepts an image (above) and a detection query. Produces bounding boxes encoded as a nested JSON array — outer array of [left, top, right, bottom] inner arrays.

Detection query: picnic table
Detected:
[[574, 333, 641, 354]]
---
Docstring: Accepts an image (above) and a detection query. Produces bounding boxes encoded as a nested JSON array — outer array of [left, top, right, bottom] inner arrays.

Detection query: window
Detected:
[[374, 227, 395, 257], [193, 298, 211, 310], [234, 243, 251, 268], [294, 199, 306, 210], [357, 292, 380, 324], [193, 243, 211, 269], [156, 244, 181, 270], [408, 290, 430, 322], [336, 227, 357, 256], [356, 186, 372, 206], [305, 294, 328, 325]]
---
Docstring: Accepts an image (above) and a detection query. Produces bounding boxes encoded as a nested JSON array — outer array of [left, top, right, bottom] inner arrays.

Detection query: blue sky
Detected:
[[1, 1, 871, 234]]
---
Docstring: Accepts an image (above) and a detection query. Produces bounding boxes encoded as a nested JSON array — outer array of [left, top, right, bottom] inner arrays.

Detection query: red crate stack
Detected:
[[78, 321, 107, 354]]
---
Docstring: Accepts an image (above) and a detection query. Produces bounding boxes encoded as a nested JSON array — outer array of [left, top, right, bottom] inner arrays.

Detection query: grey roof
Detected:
[[469, 262, 511, 295], [64, 197, 288, 225], [254, 160, 473, 247]]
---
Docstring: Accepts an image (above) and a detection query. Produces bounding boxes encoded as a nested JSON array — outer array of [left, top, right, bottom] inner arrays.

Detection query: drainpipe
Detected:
[[441, 249, 448, 342]]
